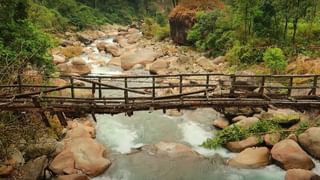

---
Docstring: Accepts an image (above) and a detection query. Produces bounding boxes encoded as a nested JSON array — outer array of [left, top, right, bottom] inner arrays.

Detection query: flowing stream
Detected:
[[80, 37, 319, 180]]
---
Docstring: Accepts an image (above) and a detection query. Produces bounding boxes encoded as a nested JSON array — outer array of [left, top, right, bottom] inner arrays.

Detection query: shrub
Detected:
[[141, 17, 170, 41], [187, 10, 235, 57], [61, 46, 83, 59], [202, 120, 281, 149], [263, 47, 287, 74], [0, 21, 55, 75], [226, 41, 264, 65]]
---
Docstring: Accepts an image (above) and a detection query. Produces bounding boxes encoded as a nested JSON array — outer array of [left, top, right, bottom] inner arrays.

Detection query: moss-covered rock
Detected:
[[260, 109, 300, 126]]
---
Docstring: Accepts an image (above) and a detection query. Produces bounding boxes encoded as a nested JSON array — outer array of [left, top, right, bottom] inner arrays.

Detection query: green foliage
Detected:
[[27, 2, 68, 31], [263, 47, 287, 74], [226, 41, 264, 65], [202, 120, 281, 149], [187, 10, 235, 56], [202, 125, 247, 149], [41, 0, 107, 29], [141, 17, 170, 41], [295, 122, 311, 135], [0, 20, 55, 75]]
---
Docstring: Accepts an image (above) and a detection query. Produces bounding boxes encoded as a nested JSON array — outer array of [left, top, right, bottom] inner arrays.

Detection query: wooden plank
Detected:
[[7, 85, 71, 98], [70, 77, 75, 98], [155, 87, 216, 100], [74, 77, 149, 95]]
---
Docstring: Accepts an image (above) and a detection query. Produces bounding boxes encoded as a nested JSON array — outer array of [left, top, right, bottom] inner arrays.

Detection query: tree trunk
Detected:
[[292, 17, 298, 45]]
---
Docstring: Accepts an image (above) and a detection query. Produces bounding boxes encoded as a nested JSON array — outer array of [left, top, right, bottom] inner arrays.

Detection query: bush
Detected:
[[202, 120, 281, 149], [141, 17, 170, 41], [28, 2, 68, 31], [263, 47, 287, 74], [187, 10, 235, 57], [61, 46, 83, 58], [226, 41, 264, 65], [0, 21, 55, 75]]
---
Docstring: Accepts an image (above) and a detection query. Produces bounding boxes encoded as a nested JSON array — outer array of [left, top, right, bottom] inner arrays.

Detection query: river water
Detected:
[[81, 37, 319, 180]]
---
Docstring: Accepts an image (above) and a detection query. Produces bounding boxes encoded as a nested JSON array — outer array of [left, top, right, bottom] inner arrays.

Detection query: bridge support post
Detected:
[[17, 74, 22, 93], [124, 77, 128, 104], [312, 75, 318, 95], [98, 77, 102, 99], [259, 76, 265, 95], [288, 77, 293, 97], [32, 97, 51, 127], [205, 74, 210, 97], [56, 112, 67, 126], [230, 74, 236, 97], [70, 77, 75, 99]]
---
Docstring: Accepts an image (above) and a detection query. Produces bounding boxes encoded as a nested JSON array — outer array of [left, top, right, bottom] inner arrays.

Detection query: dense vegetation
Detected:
[[0, 0, 169, 77], [187, 0, 320, 73]]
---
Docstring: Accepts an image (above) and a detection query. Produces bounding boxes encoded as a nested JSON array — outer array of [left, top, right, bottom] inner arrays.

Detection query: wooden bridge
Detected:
[[0, 73, 320, 117]]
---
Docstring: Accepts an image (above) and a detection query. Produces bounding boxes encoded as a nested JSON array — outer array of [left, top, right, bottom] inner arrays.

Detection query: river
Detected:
[[77, 37, 319, 180]]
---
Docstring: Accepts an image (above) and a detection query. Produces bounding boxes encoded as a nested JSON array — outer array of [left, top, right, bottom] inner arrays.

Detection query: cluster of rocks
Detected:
[[212, 108, 320, 179], [51, 24, 228, 77], [50, 118, 111, 179]]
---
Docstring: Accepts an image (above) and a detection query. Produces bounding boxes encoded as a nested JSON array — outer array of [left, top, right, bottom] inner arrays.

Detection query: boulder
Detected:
[[6, 148, 24, 167], [264, 133, 281, 146], [234, 117, 259, 129], [0, 165, 13, 177], [71, 57, 86, 65], [53, 55, 66, 65], [121, 48, 159, 70], [285, 169, 320, 180], [288, 134, 298, 142], [166, 109, 183, 117], [149, 57, 171, 74], [66, 121, 96, 139], [24, 137, 59, 160], [153, 142, 199, 158], [116, 36, 129, 48], [224, 107, 255, 119], [212, 56, 225, 64], [298, 127, 320, 159], [57, 62, 91, 75], [260, 109, 300, 125], [105, 44, 121, 57], [225, 136, 260, 153], [57, 174, 90, 180], [213, 118, 230, 129], [271, 139, 314, 170], [21, 156, 48, 180], [50, 138, 111, 177], [108, 57, 121, 66], [127, 33, 143, 44], [128, 28, 140, 34], [196, 56, 217, 72], [232, 116, 247, 123], [97, 43, 121, 57], [228, 147, 270, 169]]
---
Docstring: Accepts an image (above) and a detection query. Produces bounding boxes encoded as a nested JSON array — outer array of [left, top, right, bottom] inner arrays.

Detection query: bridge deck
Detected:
[[0, 73, 319, 114]]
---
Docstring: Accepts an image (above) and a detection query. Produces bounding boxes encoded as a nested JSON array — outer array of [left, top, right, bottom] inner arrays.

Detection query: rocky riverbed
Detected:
[[2, 24, 320, 180]]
